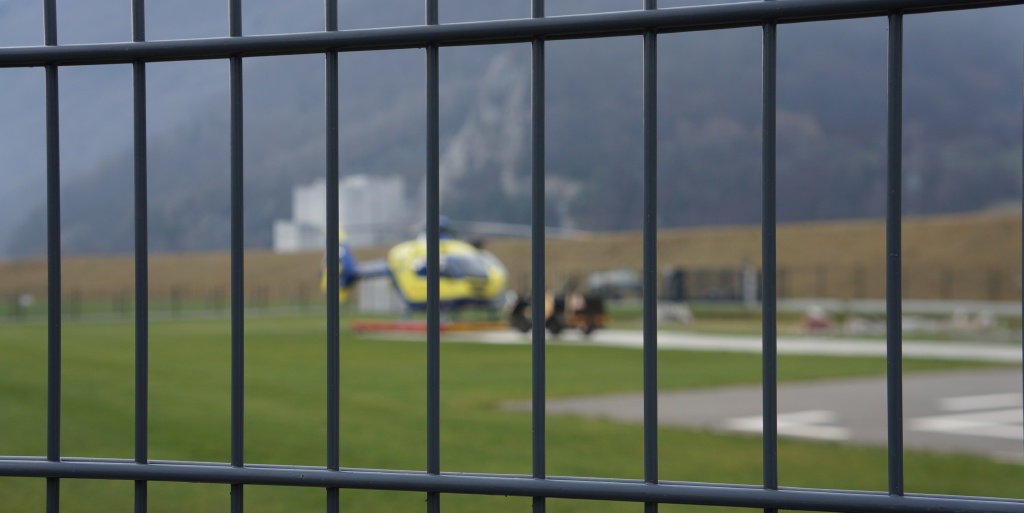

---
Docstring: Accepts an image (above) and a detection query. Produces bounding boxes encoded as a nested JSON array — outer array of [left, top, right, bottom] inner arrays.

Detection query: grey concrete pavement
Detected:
[[508, 369, 1023, 462], [440, 328, 1023, 362], [379, 328, 1024, 460]]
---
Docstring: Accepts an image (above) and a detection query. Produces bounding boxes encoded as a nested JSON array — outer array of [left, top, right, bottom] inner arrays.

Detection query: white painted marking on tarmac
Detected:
[[941, 393, 1022, 412], [723, 410, 850, 441], [911, 393, 1024, 441], [910, 409, 1024, 440]]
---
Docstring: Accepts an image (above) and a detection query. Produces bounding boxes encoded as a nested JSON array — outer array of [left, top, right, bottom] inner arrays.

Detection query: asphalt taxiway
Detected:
[[440, 328, 1022, 363], [434, 329, 1023, 460], [518, 368, 1023, 462]]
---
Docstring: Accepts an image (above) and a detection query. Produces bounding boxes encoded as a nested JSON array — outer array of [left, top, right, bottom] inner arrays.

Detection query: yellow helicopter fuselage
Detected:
[[387, 237, 507, 309]]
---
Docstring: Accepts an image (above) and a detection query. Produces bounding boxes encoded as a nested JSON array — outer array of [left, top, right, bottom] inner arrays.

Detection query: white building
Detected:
[[273, 175, 408, 252]]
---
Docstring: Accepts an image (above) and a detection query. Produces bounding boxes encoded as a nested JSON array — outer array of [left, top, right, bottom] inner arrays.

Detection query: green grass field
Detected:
[[1, 316, 1021, 513]]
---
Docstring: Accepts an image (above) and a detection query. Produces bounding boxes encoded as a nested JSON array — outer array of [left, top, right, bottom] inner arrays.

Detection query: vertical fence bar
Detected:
[[886, 10, 905, 498], [132, 1, 149, 512], [425, 1, 440, 512], [1020, 48, 1023, 453], [43, 0, 61, 510], [642, 2, 659, 513], [761, 2, 779, 511], [530, 1, 547, 513], [324, 1, 340, 513], [229, 0, 245, 511], [9, 2, 1024, 512]]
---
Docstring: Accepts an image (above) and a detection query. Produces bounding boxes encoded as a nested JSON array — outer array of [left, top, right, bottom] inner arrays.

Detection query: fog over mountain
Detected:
[[1, 1, 1022, 257]]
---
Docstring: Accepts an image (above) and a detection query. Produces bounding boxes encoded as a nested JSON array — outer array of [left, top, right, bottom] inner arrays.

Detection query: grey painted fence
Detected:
[[1, 1, 1023, 513]]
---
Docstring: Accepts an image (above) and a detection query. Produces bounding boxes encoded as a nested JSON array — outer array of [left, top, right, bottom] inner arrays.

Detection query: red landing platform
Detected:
[[349, 319, 508, 333]]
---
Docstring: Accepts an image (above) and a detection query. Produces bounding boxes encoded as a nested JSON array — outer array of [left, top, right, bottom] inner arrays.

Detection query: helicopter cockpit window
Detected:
[[444, 255, 489, 279], [413, 255, 489, 279]]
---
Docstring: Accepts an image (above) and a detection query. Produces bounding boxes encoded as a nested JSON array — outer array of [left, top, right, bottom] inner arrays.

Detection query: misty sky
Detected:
[[0, 1, 1021, 257]]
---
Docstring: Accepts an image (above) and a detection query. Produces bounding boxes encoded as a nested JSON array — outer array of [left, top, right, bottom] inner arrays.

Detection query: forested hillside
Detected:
[[4, 1, 1022, 256]]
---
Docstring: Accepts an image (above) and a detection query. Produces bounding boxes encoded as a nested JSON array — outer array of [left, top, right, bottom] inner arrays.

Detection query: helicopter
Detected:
[[321, 217, 608, 335], [320, 216, 509, 313]]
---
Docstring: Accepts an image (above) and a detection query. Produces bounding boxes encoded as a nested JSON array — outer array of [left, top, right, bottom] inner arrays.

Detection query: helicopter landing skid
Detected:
[[350, 319, 508, 333]]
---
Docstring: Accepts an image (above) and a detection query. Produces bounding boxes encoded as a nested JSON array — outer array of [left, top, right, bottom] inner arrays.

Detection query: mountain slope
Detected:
[[3, 1, 1022, 256]]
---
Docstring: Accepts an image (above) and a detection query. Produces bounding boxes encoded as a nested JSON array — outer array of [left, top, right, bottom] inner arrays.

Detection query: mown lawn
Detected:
[[0, 316, 1020, 512]]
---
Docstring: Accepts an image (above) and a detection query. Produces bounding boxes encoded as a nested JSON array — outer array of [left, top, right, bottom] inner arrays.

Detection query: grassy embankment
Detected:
[[0, 211, 1020, 313], [1, 316, 1021, 513]]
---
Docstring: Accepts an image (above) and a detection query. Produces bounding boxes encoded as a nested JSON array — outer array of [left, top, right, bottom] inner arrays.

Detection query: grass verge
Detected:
[[0, 316, 1020, 512]]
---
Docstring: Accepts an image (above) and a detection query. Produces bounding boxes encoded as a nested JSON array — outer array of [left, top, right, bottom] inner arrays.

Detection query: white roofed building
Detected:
[[273, 174, 407, 252]]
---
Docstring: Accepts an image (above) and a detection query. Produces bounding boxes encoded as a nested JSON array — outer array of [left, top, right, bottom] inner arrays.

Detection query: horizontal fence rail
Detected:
[[1, 0, 1023, 66], [1, 0, 1023, 512], [2, 458, 1024, 513]]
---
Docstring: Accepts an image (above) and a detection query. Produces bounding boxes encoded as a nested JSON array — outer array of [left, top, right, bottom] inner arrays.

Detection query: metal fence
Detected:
[[1, 1, 1023, 512]]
